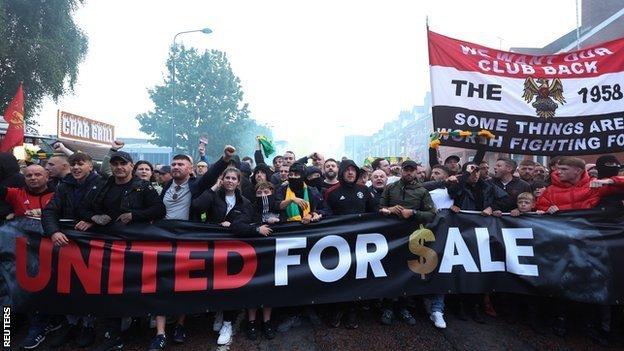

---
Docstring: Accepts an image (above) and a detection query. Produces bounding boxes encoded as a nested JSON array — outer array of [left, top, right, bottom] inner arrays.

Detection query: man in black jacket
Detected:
[[79, 151, 165, 226], [42, 153, 102, 242], [447, 162, 508, 323], [324, 160, 377, 329], [448, 162, 508, 215], [491, 158, 531, 214], [40, 152, 101, 348], [79, 151, 165, 351]]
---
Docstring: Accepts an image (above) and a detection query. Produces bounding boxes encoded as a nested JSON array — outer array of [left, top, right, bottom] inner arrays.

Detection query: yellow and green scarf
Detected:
[[285, 185, 310, 221]]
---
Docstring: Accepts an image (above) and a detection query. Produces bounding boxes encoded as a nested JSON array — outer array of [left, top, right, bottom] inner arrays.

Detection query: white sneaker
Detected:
[[430, 311, 447, 329], [217, 321, 232, 345], [213, 311, 223, 332]]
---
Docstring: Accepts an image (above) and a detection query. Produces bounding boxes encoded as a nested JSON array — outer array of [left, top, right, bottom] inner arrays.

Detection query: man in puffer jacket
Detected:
[[536, 156, 624, 213]]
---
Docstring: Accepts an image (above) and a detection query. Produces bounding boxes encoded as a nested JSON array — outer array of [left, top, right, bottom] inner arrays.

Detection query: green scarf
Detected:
[[285, 185, 310, 221]]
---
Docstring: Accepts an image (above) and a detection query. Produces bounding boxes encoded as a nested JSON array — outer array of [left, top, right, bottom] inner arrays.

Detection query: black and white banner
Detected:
[[1, 210, 623, 317], [428, 30, 624, 155]]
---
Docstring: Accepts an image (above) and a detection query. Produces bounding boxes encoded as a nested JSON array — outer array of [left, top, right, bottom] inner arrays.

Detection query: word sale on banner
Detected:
[[428, 30, 624, 156], [2, 211, 624, 317]]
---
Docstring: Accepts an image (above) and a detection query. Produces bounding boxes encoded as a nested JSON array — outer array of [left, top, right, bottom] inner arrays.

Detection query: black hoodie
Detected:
[[324, 160, 377, 215]]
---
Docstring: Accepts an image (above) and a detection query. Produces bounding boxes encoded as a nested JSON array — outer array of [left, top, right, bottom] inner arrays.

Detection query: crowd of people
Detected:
[[1, 136, 624, 350]]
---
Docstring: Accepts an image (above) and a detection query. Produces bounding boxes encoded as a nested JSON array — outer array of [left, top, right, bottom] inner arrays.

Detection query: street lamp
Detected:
[[171, 27, 212, 155]]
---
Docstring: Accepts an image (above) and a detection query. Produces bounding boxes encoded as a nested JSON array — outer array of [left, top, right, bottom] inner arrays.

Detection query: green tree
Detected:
[[137, 45, 268, 161], [0, 0, 88, 127]]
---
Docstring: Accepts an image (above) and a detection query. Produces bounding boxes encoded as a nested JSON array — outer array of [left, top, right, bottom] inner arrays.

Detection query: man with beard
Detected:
[[41, 153, 102, 348], [415, 163, 427, 183], [320, 159, 339, 192], [368, 169, 387, 208], [424, 165, 454, 210], [149, 149, 234, 350], [491, 158, 531, 214], [378, 160, 436, 327], [518, 160, 536, 184], [324, 160, 376, 329], [533, 164, 547, 182]]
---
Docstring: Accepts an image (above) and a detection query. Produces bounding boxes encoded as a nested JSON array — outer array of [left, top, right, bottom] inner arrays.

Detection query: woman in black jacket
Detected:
[[191, 167, 253, 346]]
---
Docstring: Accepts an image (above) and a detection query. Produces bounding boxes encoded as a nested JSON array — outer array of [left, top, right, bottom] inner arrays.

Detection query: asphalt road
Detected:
[[11, 304, 623, 351]]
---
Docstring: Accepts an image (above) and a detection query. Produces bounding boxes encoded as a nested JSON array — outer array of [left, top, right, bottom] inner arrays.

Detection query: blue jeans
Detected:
[[424, 294, 445, 313]]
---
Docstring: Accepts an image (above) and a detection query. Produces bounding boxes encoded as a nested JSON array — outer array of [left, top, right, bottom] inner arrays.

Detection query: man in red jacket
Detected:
[[535, 156, 624, 342], [536, 156, 624, 213]]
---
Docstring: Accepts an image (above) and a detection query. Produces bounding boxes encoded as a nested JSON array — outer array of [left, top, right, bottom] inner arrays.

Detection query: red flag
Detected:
[[0, 83, 25, 152]]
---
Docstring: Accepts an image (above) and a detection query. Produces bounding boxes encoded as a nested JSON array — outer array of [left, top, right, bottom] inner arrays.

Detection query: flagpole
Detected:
[[575, 0, 581, 50]]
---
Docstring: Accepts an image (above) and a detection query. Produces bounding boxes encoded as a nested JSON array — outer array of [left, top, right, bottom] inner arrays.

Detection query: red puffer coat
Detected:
[[536, 171, 624, 211]]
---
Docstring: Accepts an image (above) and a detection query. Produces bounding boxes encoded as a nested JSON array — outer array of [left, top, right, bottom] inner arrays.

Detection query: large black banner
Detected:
[[1, 210, 623, 317]]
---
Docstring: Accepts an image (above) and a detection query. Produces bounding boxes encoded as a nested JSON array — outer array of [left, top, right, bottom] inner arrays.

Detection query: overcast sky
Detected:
[[35, 0, 578, 156]]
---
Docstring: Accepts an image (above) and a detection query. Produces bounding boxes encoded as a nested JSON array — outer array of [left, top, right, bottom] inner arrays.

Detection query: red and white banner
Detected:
[[428, 30, 624, 155]]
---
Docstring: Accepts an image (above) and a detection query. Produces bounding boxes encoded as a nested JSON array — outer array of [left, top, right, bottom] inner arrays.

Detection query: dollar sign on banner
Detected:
[[408, 225, 438, 279]]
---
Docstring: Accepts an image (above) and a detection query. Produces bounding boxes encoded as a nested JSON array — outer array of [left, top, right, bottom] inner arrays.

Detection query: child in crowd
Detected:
[[253, 181, 280, 225], [516, 192, 536, 214], [531, 180, 547, 199]]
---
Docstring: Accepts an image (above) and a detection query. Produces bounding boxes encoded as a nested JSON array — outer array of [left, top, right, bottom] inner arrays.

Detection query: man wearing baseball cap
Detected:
[[379, 159, 437, 327], [78, 151, 165, 351], [155, 165, 173, 186]]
